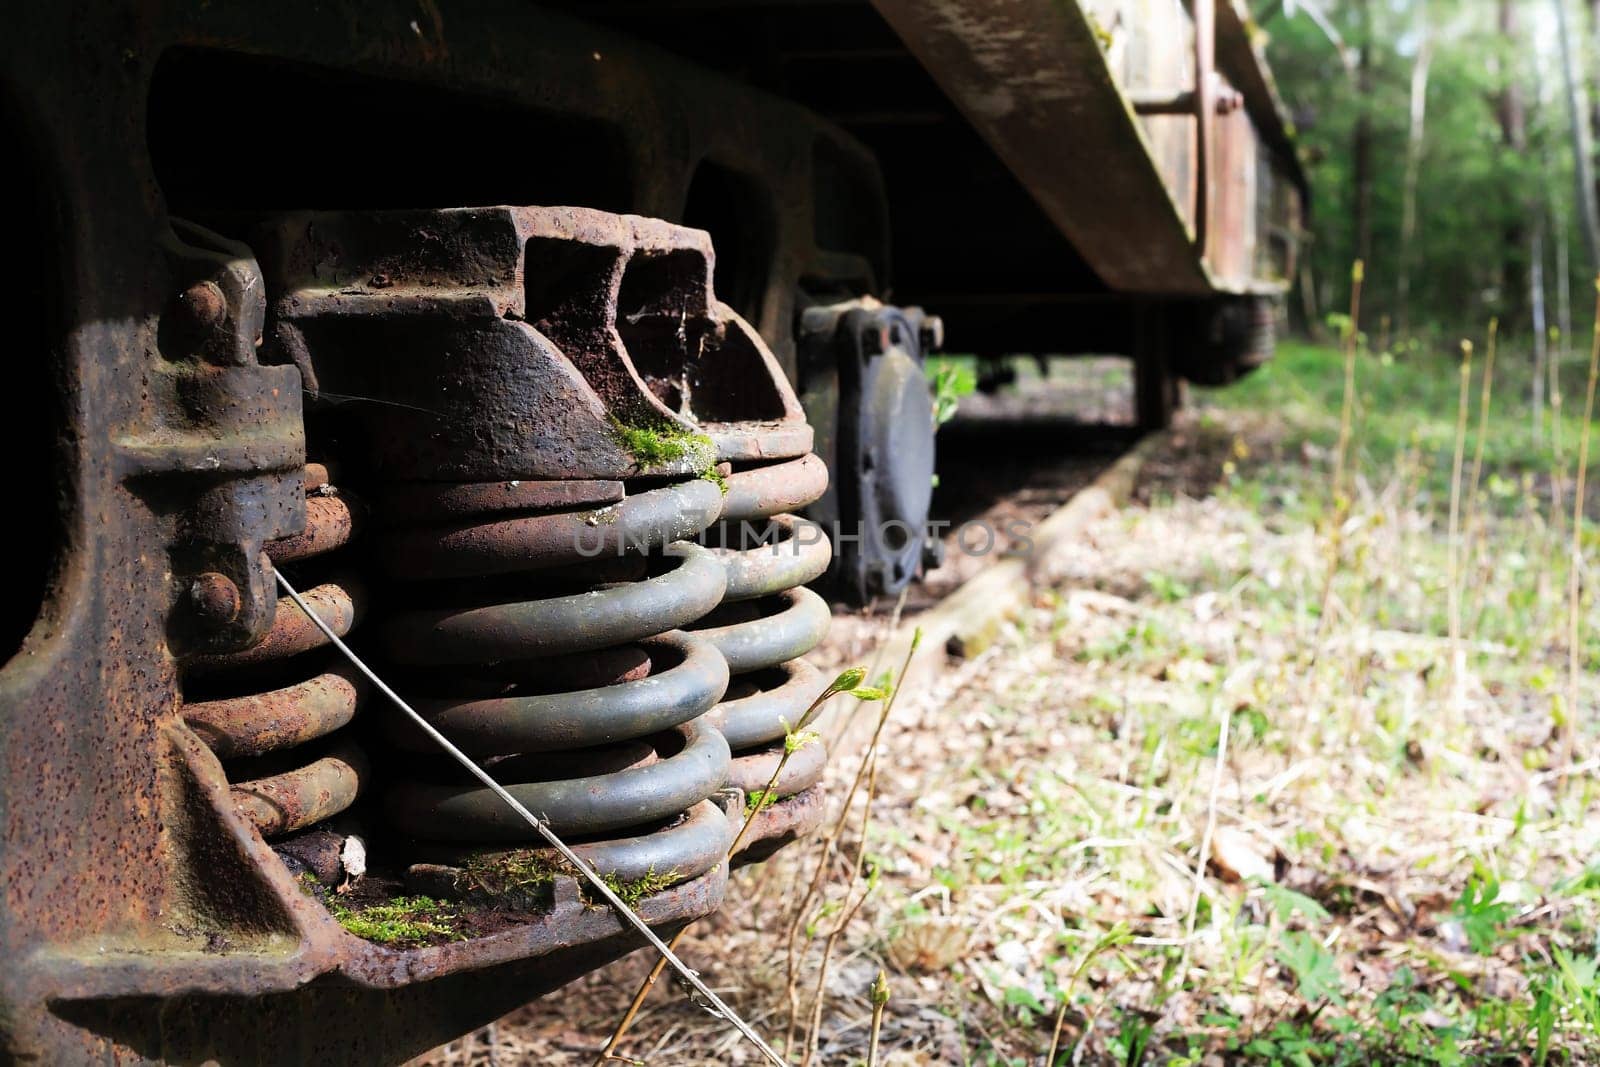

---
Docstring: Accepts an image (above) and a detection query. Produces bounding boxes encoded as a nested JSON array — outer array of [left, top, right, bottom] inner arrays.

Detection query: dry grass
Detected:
[[422, 350, 1600, 1066]]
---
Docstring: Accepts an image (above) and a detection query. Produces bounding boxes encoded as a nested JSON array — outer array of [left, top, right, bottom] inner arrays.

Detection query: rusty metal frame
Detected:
[[0, 3, 864, 1060], [1193, 0, 1217, 254], [0, 0, 1307, 1054], [868, 0, 1304, 298], [869, 0, 1212, 295], [1214, 0, 1311, 201]]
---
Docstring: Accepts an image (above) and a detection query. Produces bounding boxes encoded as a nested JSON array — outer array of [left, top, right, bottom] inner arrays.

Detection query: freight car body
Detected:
[[0, 2, 1301, 1062], [870, 0, 1307, 422]]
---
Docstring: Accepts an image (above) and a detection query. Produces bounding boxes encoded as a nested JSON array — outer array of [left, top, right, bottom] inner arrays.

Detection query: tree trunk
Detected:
[[1559, 213, 1573, 348], [1533, 224, 1549, 442], [1298, 245, 1322, 339], [1350, 0, 1374, 277], [1531, 25, 1557, 440], [1497, 0, 1528, 331], [1396, 3, 1432, 341], [1555, 200, 1571, 459], [1556, 0, 1600, 273], [1590, 0, 1600, 223]]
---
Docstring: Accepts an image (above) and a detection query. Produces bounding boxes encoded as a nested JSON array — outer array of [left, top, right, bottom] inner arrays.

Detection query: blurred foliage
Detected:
[[1207, 338, 1595, 501], [1262, 0, 1594, 339]]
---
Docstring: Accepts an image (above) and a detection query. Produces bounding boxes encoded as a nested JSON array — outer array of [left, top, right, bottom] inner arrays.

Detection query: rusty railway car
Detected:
[[0, 1, 1302, 1061]]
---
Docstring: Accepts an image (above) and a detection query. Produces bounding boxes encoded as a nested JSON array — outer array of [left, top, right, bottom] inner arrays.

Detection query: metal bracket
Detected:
[[254, 206, 810, 481], [117, 221, 305, 654]]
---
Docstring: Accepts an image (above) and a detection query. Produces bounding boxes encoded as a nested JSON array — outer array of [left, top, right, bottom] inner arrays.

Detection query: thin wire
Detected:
[[274, 569, 787, 1067]]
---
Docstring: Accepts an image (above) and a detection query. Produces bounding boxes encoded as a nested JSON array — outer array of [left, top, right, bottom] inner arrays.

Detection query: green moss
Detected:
[[454, 850, 567, 898], [330, 895, 464, 946], [598, 868, 680, 908], [701, 466, 730, 495], [454, 852, 677, 910], [610, 417, 714, 471]]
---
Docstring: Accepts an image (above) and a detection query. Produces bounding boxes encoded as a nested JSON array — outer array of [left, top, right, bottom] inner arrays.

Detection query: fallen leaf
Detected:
[[1209, 827, 1276, 884]]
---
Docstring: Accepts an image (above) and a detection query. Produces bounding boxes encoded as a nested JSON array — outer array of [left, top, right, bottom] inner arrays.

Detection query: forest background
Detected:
[[1268, 0, 1600, 378]]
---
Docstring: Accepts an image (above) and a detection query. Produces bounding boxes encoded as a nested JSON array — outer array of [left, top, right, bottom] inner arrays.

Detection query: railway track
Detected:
[[794, 364, 1158, 744]]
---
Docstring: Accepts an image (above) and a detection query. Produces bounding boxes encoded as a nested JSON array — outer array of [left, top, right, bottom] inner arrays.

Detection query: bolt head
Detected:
[[176, 281, 227, 331], [189, 572, 241, 625]]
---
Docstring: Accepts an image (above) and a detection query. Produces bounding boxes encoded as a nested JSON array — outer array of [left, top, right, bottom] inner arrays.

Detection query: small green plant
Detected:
[[868, 970, 890, 1067], [1276, 930, 1344, 1004], [1535, 949, 1600, 1062], [777, 714, 823, 755], [1046, 924, 1135, 1065], [1234, 703, 1272, 744], [1232, 1019, 1329, 1065], [330, 896, 464, 947], [1002, 984, 1048, 1021], [1106, 1009, 1154, 1065], [931, 362, 976, 428], [1257, 880, 1331, 923], [1144, 570, 1192, 603], [1450, 873, 1514, 954]]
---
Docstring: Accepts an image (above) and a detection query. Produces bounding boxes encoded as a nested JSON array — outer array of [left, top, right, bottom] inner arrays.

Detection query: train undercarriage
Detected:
[[0, 1, 1304, 1060]]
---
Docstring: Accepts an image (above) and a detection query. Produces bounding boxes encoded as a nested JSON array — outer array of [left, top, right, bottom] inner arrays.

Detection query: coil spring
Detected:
[[376, 475, 741, 890], [183, 465, 370, 839], [692, 452, 833, 813]]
